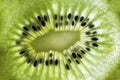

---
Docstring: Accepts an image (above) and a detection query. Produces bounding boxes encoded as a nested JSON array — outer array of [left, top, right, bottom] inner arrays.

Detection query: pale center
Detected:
[[30, 30, 80, 52]]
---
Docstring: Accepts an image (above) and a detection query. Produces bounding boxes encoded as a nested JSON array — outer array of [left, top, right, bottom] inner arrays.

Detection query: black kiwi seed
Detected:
[[24, 53, 29, 57], [22, 32, 27, 36], [72, 52, 77, 58], [65, 64, 70, 70], [67, 59, 71, 63], [86, 47, 91, 51], [55, 23, 58, 28], [77, 53, 82, 58], [41, 21, 46, 26], [85, 31, 91, 35], [80, 50, 85, 54], [74, 15, 78, 21], [60, 16, 63, 20], [54, 14, 57, 20], [72, 21, 74, 26], [80, 16, 84, 22], [37, 16, 41, 21], [55, 59, 59, 65], [49, 59, 53, 65], [23, 26, 29, 31], [39, 58, 44, 63], [34, 60, 38, 67], [32, 25, 37, 31], [81, 22, 86, 26], [86, 41, 90, 45], [68, 13, 71, 19], [19, 50, 25, 54], [27, 59, 31, 64], [49, 53, 53, 57], [86, 18, 89, 22], [92, 31, 97, 34], [91, 37, 98, 41], [16, 41, 21, 44], [44, 15, 48, 21], [92, 43, 98, 47], [89, 24, 94, 28], [75, 60, 80, 64], [45, 60, 49, 66]]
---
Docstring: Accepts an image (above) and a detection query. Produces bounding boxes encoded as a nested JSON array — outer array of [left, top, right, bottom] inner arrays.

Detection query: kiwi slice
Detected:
[[0, 0, 120, 80]]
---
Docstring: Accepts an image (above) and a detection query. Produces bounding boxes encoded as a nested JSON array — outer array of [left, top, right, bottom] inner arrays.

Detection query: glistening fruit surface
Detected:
[[0, 0, 120, 80]]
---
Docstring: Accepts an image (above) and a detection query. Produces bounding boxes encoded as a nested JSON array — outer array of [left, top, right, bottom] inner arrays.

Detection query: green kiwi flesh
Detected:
[[0, 0, 120, 80]]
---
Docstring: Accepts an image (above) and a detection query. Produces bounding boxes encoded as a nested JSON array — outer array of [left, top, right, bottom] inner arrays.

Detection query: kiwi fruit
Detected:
[[0, 0, 120, 80]]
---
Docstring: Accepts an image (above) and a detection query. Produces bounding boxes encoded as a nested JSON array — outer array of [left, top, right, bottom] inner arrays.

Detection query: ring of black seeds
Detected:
[[16, 12, 102, 69]]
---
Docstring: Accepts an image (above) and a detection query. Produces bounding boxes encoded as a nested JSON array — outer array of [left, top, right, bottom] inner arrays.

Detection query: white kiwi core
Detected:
[[31, 30, 80, 52]]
